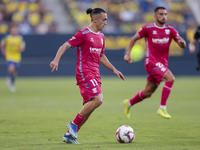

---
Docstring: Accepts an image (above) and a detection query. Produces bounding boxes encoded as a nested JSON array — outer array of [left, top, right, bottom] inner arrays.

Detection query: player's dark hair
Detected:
[[86, 8, 106, 21], [154, 6, 167, 13]]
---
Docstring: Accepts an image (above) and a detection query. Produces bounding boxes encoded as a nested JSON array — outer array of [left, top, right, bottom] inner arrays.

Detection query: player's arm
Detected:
[[124, 32, 141, 63], [19, 41, 26, 52], [175, 37, 186, 49], [189, 38, 197, 53], [0, 38, 6, 57], [100, 54, 125, 80], [50, 42, 71, 72]]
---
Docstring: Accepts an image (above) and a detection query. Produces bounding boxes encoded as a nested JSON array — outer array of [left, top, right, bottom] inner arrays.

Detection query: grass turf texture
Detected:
[[0, 76, 200, 150]]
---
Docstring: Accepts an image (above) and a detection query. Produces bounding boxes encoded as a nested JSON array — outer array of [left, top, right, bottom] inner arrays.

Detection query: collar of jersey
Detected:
[[154, 23, 165, 29], [87, 27, 100, 34]]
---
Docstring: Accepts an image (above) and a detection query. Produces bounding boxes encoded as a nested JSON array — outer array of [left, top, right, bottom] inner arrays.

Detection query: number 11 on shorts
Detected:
[[90, 79, 98, 86]]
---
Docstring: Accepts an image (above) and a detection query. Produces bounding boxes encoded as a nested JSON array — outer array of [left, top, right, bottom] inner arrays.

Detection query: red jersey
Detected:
[[67, 27, 105, 84], [138, 23, 180, 66]]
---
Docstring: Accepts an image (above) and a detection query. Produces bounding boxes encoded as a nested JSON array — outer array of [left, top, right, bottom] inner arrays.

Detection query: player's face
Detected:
[[10, 27, 18, 35], [155, 9, 167, 25], [96, 12, 107, 31]]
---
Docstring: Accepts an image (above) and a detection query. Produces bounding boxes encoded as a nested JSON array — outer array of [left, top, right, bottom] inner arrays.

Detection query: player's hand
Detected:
[[124, 54, 132, 63], [113, 69, 125, 81], [50, 60, 59, 72], [177, 37, 186, 48], [2, 52, 5, 57], [189, 43, 196, 53]]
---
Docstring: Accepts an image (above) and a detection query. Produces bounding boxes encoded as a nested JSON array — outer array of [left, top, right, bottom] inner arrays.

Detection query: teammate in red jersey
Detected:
[[50, 8, 124, 144], [123, 6, 186, 119]]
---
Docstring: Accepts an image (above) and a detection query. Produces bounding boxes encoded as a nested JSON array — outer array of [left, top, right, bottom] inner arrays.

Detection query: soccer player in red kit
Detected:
[[123, 6, 186, 119], [50, 8, 124, 144]]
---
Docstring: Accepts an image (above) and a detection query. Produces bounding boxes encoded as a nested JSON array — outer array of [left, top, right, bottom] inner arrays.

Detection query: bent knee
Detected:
[[167, 76, 175, 83], [144, 93, 152, 98], [8, 66, 16, 73], [98, 99, 103, 106], [94, 95, 103, 107], [143, 91, 152, 98], [97, 97, 103, 105]]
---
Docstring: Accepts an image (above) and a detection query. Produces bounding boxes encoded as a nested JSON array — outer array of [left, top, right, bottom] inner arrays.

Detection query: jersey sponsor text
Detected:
[[152, 37, 169, 44], [90, 47, 102, 53]]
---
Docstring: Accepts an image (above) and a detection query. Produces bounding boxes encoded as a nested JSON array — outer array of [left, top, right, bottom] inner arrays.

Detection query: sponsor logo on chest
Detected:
[[90, 47, 102, 53], [152, 37, 169, 44]]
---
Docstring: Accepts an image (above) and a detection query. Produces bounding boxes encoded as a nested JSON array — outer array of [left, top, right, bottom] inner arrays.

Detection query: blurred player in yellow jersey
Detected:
[[0, 25, 26, 93]]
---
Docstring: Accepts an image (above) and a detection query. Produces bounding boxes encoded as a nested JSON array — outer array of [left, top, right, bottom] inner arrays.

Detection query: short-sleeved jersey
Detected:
[[138, 23, 180, 66], [67, 27, 105, 84], [1, 34, 25, 63]]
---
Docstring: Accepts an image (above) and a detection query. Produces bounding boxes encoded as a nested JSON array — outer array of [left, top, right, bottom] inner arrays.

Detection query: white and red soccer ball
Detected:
[[116, 125, 135, 143]]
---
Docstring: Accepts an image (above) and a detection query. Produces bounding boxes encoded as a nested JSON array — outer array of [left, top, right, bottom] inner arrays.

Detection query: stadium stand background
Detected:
[[0, 0, 199, 77], [61, 0, 197, 34], [0, 0, 57, 34], [0, 0, 198, 34]]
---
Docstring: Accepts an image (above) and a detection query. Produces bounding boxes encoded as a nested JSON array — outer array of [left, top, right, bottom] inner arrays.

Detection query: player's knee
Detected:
[[94, 95, 103, 107], [95, 98, 103, 107], [168, 75, 175, 82], [145, 93, 152, 98], [143, 91, 152, 98], [98, 98, 103, 106], [8, 66, 16, 74]]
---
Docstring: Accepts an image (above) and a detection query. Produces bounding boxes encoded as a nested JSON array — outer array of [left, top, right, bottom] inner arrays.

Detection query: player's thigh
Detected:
[[7, 61, 19, 73], [90, 93, 103, 106], [93, 93, 103, 102]]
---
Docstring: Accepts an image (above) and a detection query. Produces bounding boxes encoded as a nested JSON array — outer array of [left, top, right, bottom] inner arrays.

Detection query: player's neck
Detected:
[[155, 22, 165, 28], [11, 33, 17, 36], [88, 24, 99, 33]]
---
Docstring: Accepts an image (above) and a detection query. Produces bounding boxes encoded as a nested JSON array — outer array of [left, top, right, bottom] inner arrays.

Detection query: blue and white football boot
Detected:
[[67, 121, 78, 139], [62, 133, 80, 144]]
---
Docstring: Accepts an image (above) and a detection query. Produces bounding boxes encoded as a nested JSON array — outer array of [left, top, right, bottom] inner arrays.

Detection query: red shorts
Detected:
[[78, 76, 102, 104], [145, 60, 169, 86]]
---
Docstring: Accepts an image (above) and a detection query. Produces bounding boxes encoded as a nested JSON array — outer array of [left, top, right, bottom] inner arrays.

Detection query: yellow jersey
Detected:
[[1, 34, 25, 63]]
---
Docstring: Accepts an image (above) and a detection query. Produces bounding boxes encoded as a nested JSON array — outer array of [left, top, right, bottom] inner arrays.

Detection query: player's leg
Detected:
[[65, 77, 102, 142], [124, 81, 157, 119], [67, 94, 103, 138], [63, 112, 84, 143], [6, 62, 18, 93], [196, 51, 200, 71], [79, 93, 103, 118], [157, 70, 175, 119], [63, 94, 103, 143], [78, 94, 103, 127]]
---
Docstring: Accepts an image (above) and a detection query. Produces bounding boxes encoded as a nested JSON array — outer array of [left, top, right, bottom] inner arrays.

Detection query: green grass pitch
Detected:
[[0, 76, 200, 150]]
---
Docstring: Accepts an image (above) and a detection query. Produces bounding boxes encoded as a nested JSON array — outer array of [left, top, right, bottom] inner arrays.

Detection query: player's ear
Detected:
[[93, 17, 98, 23], [154, 14, 157, 20], [154, 11, 157, 19]]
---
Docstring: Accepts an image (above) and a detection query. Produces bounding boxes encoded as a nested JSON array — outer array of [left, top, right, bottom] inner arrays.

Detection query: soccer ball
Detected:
[[116, 125, 135, 143]]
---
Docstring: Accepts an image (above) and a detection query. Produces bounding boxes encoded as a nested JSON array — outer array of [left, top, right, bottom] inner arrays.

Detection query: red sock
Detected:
[[129, 90, 146, 106], [161, 81, 173, 106], [73, 113, 85, 126]]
